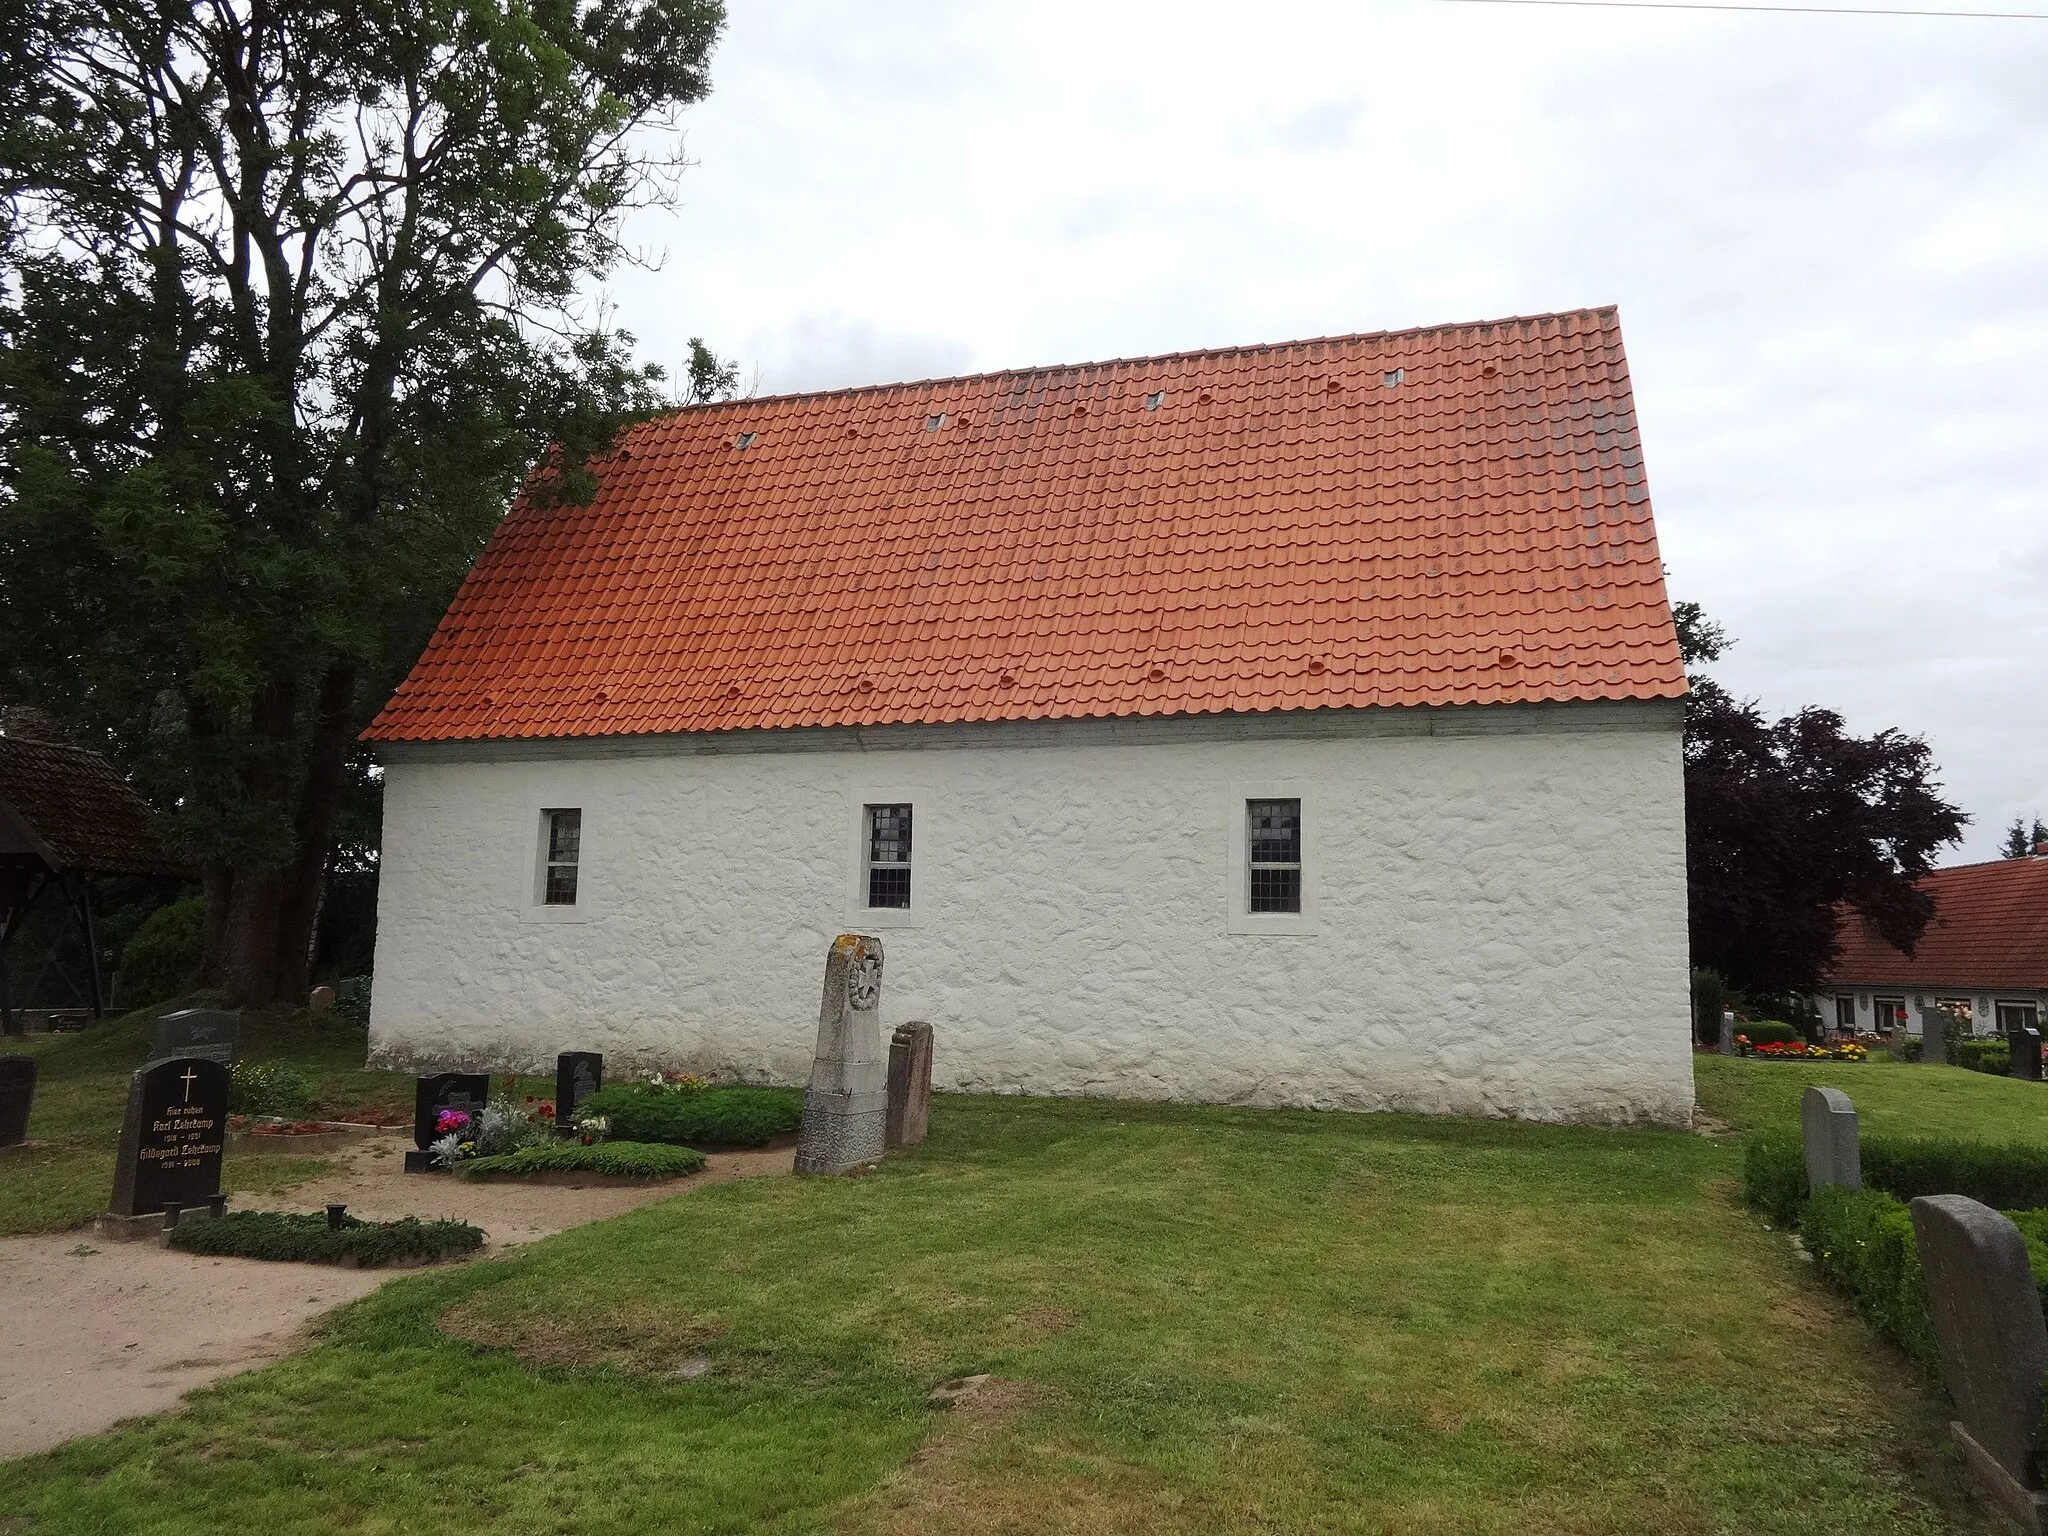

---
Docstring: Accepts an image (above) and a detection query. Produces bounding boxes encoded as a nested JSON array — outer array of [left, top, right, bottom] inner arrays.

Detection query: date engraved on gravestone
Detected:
[[108, 1057, 229, 1217]]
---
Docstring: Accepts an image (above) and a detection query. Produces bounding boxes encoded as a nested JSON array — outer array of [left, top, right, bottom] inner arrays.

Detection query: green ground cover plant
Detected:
[[0, 1094, 2005, 1533], [574, 1082, 803, 1147], [460, 1140, 707, 1179], [167, 1211, 484, 1266]]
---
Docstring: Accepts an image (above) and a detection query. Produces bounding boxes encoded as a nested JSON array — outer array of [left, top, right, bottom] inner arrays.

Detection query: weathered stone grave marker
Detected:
[[1918, 1003, 1948, 1065], [148, 1008, 238, 1067], [97, 1057, 229, 1239], [1718, 1009, 1736, 1054], [887, 1021, 933, 1149], [1800, 1085, 1859, 1191], [1909, 1194, 2048, 1534], [307, 985, 336, 1014], [795, 934, 887, 1175], [555, 1051, 603, 1131], [0, 1055, 36, 1148], [2013, 1027, 2044, 1082], [406, 1071, 490, 1172]]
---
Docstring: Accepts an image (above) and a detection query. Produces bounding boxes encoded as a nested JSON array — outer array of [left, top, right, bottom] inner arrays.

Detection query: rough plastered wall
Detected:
[[368, 707, 1694, 1127]]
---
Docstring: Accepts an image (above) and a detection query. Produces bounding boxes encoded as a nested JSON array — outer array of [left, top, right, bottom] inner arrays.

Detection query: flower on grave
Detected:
[[571, 1112, 610, 1146], [429, 1131, 467, 1168], [435, 1108, 471, 1134], [537, 1100, 555, 1119]]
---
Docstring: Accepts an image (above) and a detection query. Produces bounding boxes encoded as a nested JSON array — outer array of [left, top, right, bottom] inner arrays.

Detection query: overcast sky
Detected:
[[607, 0, 2048, 864]]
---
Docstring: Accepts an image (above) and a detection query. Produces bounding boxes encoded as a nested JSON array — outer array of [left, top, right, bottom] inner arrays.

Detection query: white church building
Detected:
[[364, 307, 1695, 1127]]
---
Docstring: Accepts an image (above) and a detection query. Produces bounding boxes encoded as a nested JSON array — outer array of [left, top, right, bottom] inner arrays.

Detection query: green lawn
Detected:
[[0, 1081, 2005, 1534], [1695, 1051, 2048, 1143], [0, 999, 415, 1236]]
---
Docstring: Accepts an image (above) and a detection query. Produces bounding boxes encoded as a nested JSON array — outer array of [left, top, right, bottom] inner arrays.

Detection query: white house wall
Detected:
[[368, 707, 1693, 1127]]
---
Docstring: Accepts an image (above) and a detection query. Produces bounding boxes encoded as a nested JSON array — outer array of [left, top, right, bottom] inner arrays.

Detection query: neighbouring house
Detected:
[[1814, 849, 2048, 1038], [361, 307, 1694, 1127]]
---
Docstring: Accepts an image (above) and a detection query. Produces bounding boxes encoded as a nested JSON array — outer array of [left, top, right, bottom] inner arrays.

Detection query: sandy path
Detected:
[[0, 1132, 793, 1460]]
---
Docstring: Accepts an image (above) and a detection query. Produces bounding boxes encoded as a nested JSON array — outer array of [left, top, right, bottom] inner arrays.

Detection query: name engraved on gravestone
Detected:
[[795, 934, 887, 1175], [886, 1021, 933, 1149], [108, 1057, 229, 1217], [555, 1052, 603, 1130], [413, 1072, 491, 1150], [149, 1008, 239, 1067], [2014, 1028, 2044, 1083], [0, 1055, 36, 1147], [1801, 1085, 1860, 1192]]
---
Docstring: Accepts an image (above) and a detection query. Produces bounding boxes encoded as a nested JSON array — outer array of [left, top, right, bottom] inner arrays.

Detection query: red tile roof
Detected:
[[1825, 858, 2048, 990], [365, 307, 1686, 744]]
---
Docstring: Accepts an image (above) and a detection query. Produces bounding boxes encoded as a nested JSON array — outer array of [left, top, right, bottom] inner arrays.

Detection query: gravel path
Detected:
[[0, 1131, 794, 1460]]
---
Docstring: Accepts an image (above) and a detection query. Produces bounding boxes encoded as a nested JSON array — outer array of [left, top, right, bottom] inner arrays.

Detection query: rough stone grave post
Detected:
[[148, 1008, 238, 1067], [1800, 1086, 1859, 1191], [97, 1057, 230, 1239], [555, 1052, 603, 1132], [795, 934, 887, 1174], [406, 1071, 491, 1172], [1717, 1010, 1736, 1054], [0, 1055, 36, 1148], [886, 1021, 933, 1149], [1909, 1194, 2048, 1534], [1919, 1004, 1948, 1065], [2013, 1028, 2044, 1082]]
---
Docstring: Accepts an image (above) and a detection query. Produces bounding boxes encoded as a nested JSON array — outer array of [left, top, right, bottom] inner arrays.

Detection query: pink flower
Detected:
[[435, 1108, 471, 1133]]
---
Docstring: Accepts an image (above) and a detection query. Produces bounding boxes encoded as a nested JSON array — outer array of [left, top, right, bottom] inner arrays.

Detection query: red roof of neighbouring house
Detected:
[[1826, 858, 2048, 990], [364, 307, 1686, 744]]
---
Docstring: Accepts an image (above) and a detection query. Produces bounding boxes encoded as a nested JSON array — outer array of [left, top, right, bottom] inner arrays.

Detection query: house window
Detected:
[[1998, 1002, 2040, 1035], [1874, 997, 1907, 1032], [541, 809, 581, 906], [865, 804, 912, 909], [1834, 996, 1857, 1031], [1246, 799, 1302, 914]]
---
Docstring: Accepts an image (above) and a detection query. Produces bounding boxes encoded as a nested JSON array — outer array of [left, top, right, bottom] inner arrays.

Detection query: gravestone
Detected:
[[886, 1021, 933, 1149], [406, 1071, 490, 1172], [555, 1051, 603, 1131], [1918, 1004, 1948, 1065], [106, 1057, 229, 1219], [1718, 1010, 1736, 1054], [1800, 1085, 1860, 1191], [307, 985, 336, 1014], [0, 1055, 36, 1147], [1909, 1194, 2048, 1534], [149, 1008, 238, 1067], [2013, 1028, 2044, 1083], [795, 934, 887, 1175]]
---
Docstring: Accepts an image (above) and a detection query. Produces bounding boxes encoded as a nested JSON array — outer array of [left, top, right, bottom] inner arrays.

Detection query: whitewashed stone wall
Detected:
[[368, 703, 1694, 1127]]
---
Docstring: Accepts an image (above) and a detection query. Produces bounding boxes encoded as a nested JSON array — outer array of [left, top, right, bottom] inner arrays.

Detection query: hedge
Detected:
[[460, 1140, 707, 1179], [1744, 1132, 2048, 1222], [573, 1084, 803, 1147], [168, 1211, 484, 1266], [1954, 1038, 2011, 1076], [1800, 1187, 1938, 1365], [1738, 1021, 1802, 1047]]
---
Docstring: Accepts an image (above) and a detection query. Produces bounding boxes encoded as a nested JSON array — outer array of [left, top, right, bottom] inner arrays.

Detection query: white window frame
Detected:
[[521, 795, 598, 924], [1997, 1001, 2041, 1034], [1227, 784, 1318, 936], [1832, 995, 1857, 1031], [846, 790, 923, 929]]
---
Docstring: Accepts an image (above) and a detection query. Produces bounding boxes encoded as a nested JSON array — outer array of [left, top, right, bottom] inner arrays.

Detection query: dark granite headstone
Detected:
[[107, 1057, 229, 1217], [1910, 1194, 2048, 1534], [149, 1008, 238, 1067], [413, 1072, 490, 1150], [1801, 1085, 1859, 1191], [0, 1055, 36, 1147], [555, 1052, 603, 1130], [2013, 1028, 2044, 1082], [1919, 1004, 1948, 1065], [886, 1021, 933, 1149]]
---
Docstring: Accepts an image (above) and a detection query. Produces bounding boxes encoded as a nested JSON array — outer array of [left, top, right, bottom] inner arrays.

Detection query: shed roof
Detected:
[[365, 306, 1686, 745], [1825, 857, 2048, 991], [0, 735, 190, 878]]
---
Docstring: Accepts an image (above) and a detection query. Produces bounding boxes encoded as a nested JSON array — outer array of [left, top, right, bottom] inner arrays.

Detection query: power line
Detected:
[[1440, 0, 2048, 18]]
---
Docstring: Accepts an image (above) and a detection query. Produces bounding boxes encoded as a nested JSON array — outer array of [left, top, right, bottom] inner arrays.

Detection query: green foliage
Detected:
[[2004, 815, 2048, 860], [1799, 1186, 1938, 1366], [167, 1210, 483, 1266], [460, 1140, 707, 1179], [1739, 1021, 1801, 1047], [1892, 1036, 1924, 1063], [682, 338, 743, 405], [1742, 1133, 1808, 1226], [1744, 1128, 2048, 1224], [573, 1084, 803, 1147], [1689, 968, 1726, 1044], [330, 977, 371, 1031], [228, 1060, 316, 1117], [111, 897, 205, 1009], [1953, 1038, 2011, 1075]]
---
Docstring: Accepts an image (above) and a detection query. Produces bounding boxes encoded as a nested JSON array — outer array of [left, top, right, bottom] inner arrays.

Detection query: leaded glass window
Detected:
[[867, 804, 912, 909], [1247, 799, 1301, 914], [542, 808, 581, 906]]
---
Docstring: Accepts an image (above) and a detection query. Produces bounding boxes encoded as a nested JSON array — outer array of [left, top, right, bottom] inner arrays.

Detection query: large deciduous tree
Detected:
[[1675, 602, 1967, 996], [0, 0, 725, 1004]]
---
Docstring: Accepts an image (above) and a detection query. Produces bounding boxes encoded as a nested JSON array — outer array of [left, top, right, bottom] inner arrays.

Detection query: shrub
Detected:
[[1862, 1139, 2048, 1211], [1953, 1038, 2011, 1076], [460, 1140, 707, 1179], [331, 976, 371, 1030], [573, 1084, 803, 1147], [1743, 1133, 1807, 1226], [1800, 1186, 1937, 1366], [168, 1211, 483, 1266], [229, 1060, 317, 1117], [114, 898, 205, 1008], [1736, 1021, 1800, 1047], [1892, 1036, 1922, 1062]]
